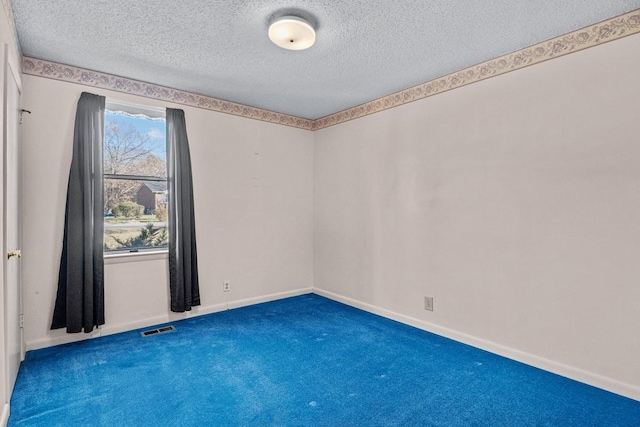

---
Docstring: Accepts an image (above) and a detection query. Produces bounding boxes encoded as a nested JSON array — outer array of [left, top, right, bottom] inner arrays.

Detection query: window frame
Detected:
[[103, 100, 168, 256]]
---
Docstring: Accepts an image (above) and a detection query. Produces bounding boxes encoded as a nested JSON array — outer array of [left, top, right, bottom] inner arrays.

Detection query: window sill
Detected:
[[104, 250, 168, 265]]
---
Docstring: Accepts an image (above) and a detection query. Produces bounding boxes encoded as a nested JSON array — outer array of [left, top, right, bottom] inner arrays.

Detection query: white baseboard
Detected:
[[26, 329, 103, 351], [104, 287, 314, 335], [99, 302, 229, 337], [313, 287, 640, 402], [227, 287, 313, 310], [1, 403, 8, 427], [25, 286, 637, 401], [25, 287, 313, 352]]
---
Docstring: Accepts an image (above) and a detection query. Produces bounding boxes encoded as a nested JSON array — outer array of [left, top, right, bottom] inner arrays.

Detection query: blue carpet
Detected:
[[9, 294, 640, 426]]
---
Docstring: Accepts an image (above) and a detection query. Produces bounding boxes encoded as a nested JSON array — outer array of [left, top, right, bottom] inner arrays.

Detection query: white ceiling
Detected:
[[10, 1, 640, 120]]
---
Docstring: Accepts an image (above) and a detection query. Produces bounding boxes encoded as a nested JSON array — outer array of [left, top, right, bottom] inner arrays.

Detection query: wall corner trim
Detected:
[[25, 287, 314, 352], [19, 9, 640, 132], [313, 287, 640, 402], [227, 287, 314, 310], [312, 9, 640, 130], [20, 57, 315, 131]]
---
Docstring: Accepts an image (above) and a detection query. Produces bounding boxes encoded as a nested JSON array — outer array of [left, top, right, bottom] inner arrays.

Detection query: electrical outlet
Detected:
[[424, 296, 433, 311], [223, 281, 230, 292]]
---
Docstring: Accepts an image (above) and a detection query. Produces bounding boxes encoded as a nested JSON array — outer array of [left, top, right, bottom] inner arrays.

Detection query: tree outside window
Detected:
[[103, 103, 168, 253]]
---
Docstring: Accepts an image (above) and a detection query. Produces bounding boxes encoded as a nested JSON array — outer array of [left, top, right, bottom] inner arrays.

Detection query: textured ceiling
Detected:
[[10, 1, 640, 120]]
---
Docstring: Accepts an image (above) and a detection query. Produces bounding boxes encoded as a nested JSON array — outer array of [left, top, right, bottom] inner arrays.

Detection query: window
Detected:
[[103, 101, 168, 253]]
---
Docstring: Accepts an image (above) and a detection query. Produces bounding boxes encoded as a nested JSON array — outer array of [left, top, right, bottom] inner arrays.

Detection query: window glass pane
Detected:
[[104, 179, 168, 252], [104, 110, 166, 178], [105, 223, 168, 252], [103, 105, 168, 254]]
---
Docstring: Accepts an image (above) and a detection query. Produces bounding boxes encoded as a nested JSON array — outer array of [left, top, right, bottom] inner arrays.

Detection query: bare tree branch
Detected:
[[103, 119, 166, 212]]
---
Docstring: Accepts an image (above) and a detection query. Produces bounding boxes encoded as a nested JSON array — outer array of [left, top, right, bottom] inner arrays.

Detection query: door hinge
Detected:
[[19, 314, 24, 328]]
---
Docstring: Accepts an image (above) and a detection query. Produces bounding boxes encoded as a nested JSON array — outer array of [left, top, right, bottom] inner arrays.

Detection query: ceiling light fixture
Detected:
[[268, 16, 316, 51]]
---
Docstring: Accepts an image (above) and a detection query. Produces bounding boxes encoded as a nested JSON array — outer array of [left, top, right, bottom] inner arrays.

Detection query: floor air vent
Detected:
[[141, 325, 176, 337]]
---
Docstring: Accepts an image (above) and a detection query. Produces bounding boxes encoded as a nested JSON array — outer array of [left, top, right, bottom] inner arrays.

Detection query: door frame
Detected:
[[0, 40, 8, 426], [1, 40, 24, 420]]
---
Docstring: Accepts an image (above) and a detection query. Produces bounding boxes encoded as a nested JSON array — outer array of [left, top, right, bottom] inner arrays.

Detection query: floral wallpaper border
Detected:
[[21, 58, 315, 130], [21, 9, 640, 131], [312, 9, 640, 130]]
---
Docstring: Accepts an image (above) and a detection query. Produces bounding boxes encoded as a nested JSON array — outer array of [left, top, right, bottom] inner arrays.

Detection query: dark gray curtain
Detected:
[[166, 108, 200, 312], [52, 92, 106, 333]]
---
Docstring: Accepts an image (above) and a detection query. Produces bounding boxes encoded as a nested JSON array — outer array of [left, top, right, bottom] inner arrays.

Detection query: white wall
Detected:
[[314, 33, 640, 399], [21, 75, 314, 349], [15, 12, 640, 402]]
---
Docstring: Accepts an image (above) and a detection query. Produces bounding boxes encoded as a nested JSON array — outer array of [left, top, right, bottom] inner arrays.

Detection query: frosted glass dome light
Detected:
[[268, 16, 315, 50]]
